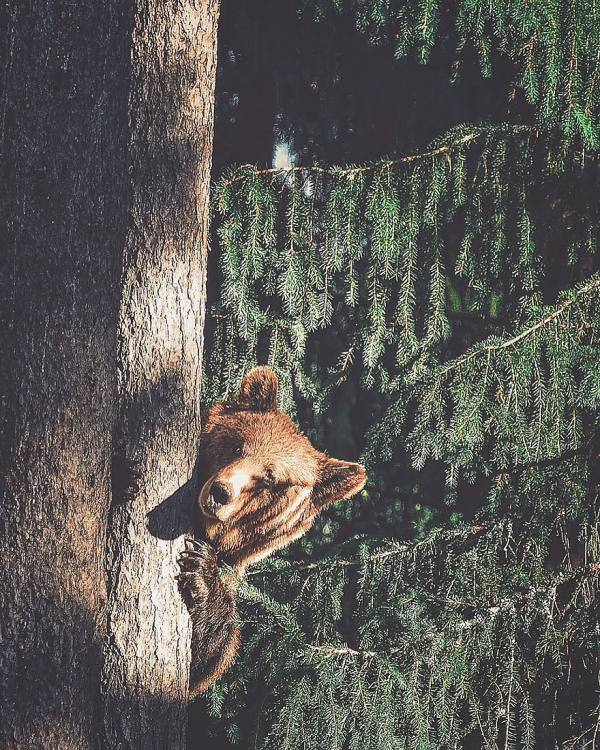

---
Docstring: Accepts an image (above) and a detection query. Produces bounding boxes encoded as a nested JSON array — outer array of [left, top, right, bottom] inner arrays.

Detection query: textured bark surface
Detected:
[[0, 2, 128, 749], [101, 3, 219, 749]]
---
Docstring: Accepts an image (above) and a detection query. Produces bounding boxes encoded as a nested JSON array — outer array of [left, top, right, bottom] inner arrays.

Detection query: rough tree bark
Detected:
[[101, 3, 219, 750], [0, 2, 128, 748]]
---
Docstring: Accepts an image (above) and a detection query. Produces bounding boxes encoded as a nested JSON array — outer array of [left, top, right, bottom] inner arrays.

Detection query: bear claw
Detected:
[[183, 537, 214, 557], [177, 539, 218, 584]]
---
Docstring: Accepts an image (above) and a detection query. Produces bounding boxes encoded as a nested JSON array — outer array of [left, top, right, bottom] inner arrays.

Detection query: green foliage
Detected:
[[200, 6, 600, 748], [411, 275, 600, 487], [202, 124, 600, 745], [302, 0, 600, 149]]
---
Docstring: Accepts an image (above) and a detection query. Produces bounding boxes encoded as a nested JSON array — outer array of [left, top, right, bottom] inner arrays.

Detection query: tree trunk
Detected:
[[101, 3, 219, 749], [0, 2, 128, 748], [1, 2, 219, 748]]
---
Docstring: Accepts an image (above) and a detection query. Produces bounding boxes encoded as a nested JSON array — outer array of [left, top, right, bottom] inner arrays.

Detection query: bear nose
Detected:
[[210, 481, 232, 506]]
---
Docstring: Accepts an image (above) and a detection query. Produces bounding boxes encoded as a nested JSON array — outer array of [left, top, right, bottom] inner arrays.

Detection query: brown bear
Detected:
[[177, 366, 366, 697]]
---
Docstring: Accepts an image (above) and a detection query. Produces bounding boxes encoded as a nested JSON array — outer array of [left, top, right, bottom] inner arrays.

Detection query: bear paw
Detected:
[[177, 538, 218, 606]]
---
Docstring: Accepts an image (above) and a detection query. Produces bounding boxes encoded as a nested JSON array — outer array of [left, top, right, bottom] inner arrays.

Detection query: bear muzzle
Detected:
[[199, 468, 251, 521]]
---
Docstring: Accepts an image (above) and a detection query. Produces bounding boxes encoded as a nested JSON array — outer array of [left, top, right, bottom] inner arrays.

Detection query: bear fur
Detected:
[[177, 366, 366, 697]]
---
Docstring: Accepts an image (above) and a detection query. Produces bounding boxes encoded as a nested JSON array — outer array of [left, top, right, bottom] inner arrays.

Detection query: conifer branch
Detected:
[[298, 563, 599, 662], [247, 524, 489, 577], [228, 132, 478, 183], [220, 125, 533, 187], [437, 274, 600, 380], [305, 0, 600, 148], [305, 644, 399, 658]]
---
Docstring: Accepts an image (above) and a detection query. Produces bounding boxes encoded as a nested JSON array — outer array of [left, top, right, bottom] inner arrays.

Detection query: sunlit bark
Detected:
[[102, 3, 220, 749]]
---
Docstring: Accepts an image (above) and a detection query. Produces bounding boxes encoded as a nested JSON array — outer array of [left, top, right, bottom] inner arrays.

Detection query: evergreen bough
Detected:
[[303, 0, 600, 149]]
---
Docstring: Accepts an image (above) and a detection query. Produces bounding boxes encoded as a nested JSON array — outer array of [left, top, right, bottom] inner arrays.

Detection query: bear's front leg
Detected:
[[177, 538, 240, 698]]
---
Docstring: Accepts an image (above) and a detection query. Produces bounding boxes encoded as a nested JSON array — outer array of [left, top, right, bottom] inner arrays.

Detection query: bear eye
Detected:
[[233, 444, 243, 457]]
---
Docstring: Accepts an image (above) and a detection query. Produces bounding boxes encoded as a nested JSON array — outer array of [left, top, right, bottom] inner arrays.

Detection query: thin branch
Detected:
[[438, 274, 600, 379], [304, 643, 404, 659], [298, 564, 600, 661], [220, 127, 534, 188], [247, 524, 488, 577]]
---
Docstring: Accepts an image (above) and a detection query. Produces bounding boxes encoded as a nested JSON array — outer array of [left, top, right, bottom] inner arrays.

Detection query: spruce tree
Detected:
[[196, 2, 600, 748]]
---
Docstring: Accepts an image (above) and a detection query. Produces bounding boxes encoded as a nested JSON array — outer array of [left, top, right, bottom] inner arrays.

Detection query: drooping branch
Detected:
[[437, 274, 600, 380], [210, 123, 600, 416], [221, 128, 495, 186]]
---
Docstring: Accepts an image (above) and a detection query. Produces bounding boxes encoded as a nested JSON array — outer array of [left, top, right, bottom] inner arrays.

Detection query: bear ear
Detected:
[[236, 366, 279, 412], [312, 457, 366, 513]]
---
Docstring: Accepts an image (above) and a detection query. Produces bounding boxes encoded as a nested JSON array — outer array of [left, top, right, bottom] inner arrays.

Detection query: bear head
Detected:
[[197, 366, 366, 569]]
